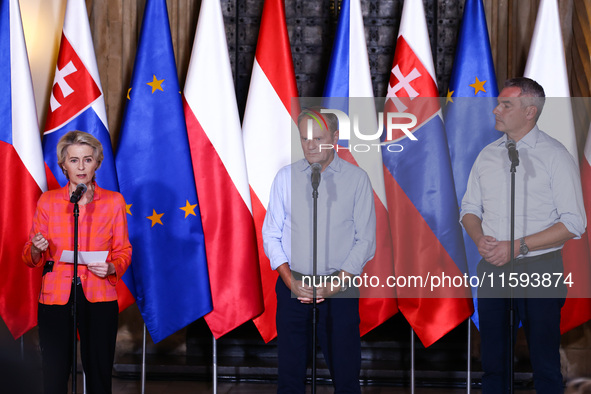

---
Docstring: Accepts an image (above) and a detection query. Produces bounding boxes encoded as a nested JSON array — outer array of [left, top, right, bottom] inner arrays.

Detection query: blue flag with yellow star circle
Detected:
[[115, 0, 212, 343], [444, 0, 502, 330]]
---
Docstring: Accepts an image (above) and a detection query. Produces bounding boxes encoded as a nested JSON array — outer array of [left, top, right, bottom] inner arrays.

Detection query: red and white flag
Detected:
[[560, 126, 591, 332], [242, 0, 299, 342], [183, 0, 264, 338], [524, 0, 577, 160], [0, 0, 47, 338], [524, 0, 591, 332]]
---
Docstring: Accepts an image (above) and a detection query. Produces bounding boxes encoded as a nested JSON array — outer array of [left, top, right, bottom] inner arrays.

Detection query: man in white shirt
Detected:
[[461, 77, 586, 393], [263, 107, 376, 393]]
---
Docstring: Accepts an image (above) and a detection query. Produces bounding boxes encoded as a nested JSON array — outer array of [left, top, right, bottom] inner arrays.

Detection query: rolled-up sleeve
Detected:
[[262, 170, 290, 271], [551, 151, 586, 238]]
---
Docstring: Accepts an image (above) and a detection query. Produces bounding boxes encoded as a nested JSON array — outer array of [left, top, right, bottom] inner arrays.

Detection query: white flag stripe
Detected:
[[524, 0, 578, 161], [397, 0, 437, 84], [184, 0, 252, 211], [348, 0, 387, 207], [10, 0, 46, 192], [243, 60, 300, 209], [61, 0, 108, 131]]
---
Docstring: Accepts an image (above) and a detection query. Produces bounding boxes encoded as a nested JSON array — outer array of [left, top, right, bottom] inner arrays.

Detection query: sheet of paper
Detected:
[[60, 250, 109, 265]]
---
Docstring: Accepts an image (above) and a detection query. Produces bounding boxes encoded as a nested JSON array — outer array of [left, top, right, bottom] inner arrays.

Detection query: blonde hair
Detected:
[[56, 131, 103, 181]]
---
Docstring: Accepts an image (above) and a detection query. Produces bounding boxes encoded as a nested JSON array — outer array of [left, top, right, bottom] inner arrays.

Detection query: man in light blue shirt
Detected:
[[461, 78, 586, 393], [263, 107, 376, 393]]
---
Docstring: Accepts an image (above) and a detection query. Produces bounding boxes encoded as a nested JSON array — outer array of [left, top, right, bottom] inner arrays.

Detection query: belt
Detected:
[[515, 250, 561, 264], [291, 270, 339, 281]]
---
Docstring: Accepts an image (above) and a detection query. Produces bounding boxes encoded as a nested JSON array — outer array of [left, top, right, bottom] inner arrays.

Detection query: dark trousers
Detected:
[[38, 282, 119, 394], [276, 277, 361, 394], [477, 252, 566, 394]]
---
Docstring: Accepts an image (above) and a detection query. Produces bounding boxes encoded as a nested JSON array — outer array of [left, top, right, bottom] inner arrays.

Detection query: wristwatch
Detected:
[[519, 237, 529, 256]]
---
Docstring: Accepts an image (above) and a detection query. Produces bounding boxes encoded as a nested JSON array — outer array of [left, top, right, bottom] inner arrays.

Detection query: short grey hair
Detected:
[[504, 77, 545, 121], [297, 106, 339, 135]]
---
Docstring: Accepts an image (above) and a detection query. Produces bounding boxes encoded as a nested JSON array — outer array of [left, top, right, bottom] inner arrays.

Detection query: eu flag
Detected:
[[444, 0, 501, 329], [115, 0, 212, 343]]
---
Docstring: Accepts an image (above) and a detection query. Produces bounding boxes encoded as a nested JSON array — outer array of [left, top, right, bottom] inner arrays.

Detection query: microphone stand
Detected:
[[311, 181, 319, 394], [508, 152, 518, 394], [72, 201, 80, 394]]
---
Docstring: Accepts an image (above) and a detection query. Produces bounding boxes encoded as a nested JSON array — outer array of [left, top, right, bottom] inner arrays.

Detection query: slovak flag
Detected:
[[381, 0, 473, 346], [42, 0, 118, 193], [0, 0, 47, 338], [41, 0, 133, 310], [322, 0, 397, 335]]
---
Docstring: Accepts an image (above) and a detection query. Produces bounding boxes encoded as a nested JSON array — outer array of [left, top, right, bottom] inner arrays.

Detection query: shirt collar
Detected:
[[296, 152, 342, 173], [496, 125, 540, 149]]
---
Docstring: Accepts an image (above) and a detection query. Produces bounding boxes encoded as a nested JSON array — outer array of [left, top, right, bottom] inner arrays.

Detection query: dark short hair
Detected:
[[504, 77, 545, 120], [297, 106, 339, 134]]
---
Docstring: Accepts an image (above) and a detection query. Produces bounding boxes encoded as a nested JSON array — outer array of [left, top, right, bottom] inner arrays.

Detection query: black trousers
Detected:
[[477, 251, 566, 394], [38, 282, 118, 394], [275, 277, 361, 394]]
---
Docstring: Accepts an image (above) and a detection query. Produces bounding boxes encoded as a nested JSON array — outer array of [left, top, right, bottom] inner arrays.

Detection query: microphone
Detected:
[[311, 163, 321, 191], [506, 139, 519, 167], [70, 183, 87, 203]]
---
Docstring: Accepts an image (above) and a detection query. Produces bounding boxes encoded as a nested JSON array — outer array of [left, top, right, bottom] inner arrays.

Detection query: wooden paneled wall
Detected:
[[484, 0, 591, 154]]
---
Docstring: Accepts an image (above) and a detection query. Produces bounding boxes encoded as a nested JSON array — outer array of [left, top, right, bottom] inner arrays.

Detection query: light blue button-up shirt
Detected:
[[262, 154, 376, 276], [460, 126, 586, 257]]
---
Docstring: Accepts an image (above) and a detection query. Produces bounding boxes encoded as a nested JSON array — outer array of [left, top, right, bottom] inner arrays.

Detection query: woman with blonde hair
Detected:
[[23, 131, 131, 394]]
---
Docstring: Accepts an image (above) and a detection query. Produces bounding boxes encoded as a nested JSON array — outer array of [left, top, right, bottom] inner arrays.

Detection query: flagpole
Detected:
[[467, 319, 471, 393], [72, 201, 81, 394], [213, 335, 218, 394], [142, 323, 146, 394], [509, 150, 518, 394], [410, 327, 415, 394]]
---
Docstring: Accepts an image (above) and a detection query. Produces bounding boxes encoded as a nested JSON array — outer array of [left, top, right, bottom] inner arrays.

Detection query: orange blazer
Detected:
[[23, 184, 132, 305]]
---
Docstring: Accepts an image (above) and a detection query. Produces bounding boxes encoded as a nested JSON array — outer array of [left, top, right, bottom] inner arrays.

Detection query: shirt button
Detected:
[[81, 275, 87, 280]]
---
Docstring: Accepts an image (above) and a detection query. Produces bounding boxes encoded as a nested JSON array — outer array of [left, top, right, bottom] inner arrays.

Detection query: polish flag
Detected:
[[242, 0, 299, 342], [560, 126, 591, 332], [524, 0, 577, 160], [183, 0, 264, 338], [524, 0, 591, 332]]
